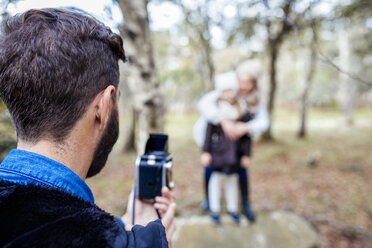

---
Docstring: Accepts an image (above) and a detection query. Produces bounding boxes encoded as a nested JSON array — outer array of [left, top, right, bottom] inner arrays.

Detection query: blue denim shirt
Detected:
[[0, 149, 95, 204], [0, 149, 127, 228]]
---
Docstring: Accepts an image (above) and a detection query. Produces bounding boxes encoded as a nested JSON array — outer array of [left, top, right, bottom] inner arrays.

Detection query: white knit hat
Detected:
[[236, 59, 262, 80], [214, 71, 239, 92]]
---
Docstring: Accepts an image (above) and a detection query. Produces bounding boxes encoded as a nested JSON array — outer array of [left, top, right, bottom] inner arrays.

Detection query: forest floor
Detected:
[[87, 107, 372, 248]]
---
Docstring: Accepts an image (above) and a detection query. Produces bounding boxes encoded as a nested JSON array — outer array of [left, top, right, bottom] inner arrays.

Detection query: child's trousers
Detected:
[[208, 171, 238, 214]]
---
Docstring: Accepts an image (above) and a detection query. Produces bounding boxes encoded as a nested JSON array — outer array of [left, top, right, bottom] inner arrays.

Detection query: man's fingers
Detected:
[[161, 186, 174, 201], [155, 196, 170, 205], [159, 186, 176, 243], [154, 203, 168, 214], [161, 202, 176, 229]]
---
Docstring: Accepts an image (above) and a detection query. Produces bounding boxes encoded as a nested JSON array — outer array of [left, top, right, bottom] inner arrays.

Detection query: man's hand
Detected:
[[122, 187, 176, 247], [122, 190, 155, 228], [200, 152, 212, 166], [221, 120, 250, 141], [240, 155, 251, 168], [157, 187, 176, 248]]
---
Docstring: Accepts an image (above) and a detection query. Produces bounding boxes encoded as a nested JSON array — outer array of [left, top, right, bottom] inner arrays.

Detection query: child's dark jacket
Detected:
[[203, 112, 253, 170]]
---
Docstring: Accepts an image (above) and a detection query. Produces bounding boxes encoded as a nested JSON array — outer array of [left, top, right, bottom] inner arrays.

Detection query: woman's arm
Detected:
[[247, 102, 269, 138], [193, 117, 207, 147], [198, 90, 269, 140], [229, 102, 269, 139]]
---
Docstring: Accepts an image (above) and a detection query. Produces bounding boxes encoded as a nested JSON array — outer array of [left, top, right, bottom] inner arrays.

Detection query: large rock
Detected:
[[174, 211, 320, 248]]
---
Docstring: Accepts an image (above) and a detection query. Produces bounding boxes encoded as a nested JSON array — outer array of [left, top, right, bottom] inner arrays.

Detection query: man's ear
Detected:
[[95, 85, 116, 131]]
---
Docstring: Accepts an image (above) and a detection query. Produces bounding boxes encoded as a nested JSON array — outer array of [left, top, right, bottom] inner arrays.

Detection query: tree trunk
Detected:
[[262, 41, 279, 140], [298, 32, 317, 138], [338, 27, 356, 126], [200, 41, 215, 92], [123, 107, 136, 151], [117, 0, 165, 153]]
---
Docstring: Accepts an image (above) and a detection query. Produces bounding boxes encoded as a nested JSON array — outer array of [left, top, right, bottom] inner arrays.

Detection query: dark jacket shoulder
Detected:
[[0, 180, 168, 248]]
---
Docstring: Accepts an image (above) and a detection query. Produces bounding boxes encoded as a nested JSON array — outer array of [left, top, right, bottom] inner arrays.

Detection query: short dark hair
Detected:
[[0, 8, 125, 143]]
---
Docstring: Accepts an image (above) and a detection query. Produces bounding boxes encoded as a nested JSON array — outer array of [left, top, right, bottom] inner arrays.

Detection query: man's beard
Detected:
[[86, 107, 119, 178]]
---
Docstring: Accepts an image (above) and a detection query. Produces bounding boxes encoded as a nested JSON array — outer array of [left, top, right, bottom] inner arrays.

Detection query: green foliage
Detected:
[[0, 100, 6, 111], [152, 29, 208, 108], [0, 119, 16, 162], [227, 17, 257, 45], [159, 60, 205, 109], [153, 0, 372, 110], [0, 101, 16, 162], [0, 135, 16, 162], [338, 0, 372, 19]]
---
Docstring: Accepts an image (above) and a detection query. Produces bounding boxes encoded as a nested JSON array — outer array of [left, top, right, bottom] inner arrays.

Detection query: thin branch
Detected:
[[311, 25, 372, 87], [316, 56, 372, 87]]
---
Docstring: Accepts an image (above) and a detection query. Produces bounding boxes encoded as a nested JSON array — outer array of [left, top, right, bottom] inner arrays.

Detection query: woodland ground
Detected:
[[87, 107, 372, 248]]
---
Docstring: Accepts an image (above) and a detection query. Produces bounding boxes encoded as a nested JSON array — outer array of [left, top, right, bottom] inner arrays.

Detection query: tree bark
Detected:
[[200, 41, 215, 92], [299, 31, 317, 138], [262, 40, 279, 140], [261, 1, 293, 140], [117, 0, 165, 153], [123, 107, 136, 151]]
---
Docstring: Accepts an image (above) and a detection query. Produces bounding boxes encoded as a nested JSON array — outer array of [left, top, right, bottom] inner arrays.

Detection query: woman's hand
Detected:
[[221, 119, 250, 140], [201, 152, 212, 166], [240, 156, 251, 168]]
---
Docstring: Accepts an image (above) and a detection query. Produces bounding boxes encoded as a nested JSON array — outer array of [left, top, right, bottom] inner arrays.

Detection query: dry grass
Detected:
[[87, 107, 372, 248]]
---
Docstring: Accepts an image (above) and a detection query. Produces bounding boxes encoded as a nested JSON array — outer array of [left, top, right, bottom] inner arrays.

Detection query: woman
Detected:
[[194, 59, 269, 223]]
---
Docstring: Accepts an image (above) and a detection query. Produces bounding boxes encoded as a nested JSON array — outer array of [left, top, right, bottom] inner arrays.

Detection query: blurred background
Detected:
[[0, 0, 371, 247]]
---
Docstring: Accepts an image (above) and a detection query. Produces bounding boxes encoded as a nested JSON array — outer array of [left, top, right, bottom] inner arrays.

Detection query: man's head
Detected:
[[0, 8, 125, 142], [87, 97, 119, 178], [0, 8, 125, 177], [236, 59, 262, 96]]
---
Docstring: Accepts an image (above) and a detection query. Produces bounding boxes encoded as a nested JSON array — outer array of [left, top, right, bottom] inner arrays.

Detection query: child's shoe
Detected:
[[209, 212, 221, 224], [228, 212, 240, 224], [243, 205, 256, 223]]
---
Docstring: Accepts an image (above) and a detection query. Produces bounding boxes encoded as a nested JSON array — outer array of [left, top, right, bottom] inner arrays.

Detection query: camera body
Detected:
[[136, 134, 174, 199]]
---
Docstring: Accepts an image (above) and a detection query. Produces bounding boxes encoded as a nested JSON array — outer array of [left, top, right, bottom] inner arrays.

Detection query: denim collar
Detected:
[[0, 149, 94, 204]]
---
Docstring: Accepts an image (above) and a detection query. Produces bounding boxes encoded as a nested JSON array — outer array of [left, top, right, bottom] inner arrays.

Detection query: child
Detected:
[[201, 72, 252, 224]]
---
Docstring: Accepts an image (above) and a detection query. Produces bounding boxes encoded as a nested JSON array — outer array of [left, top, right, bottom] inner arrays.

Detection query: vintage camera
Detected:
[[136, 134, 174, 199]]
